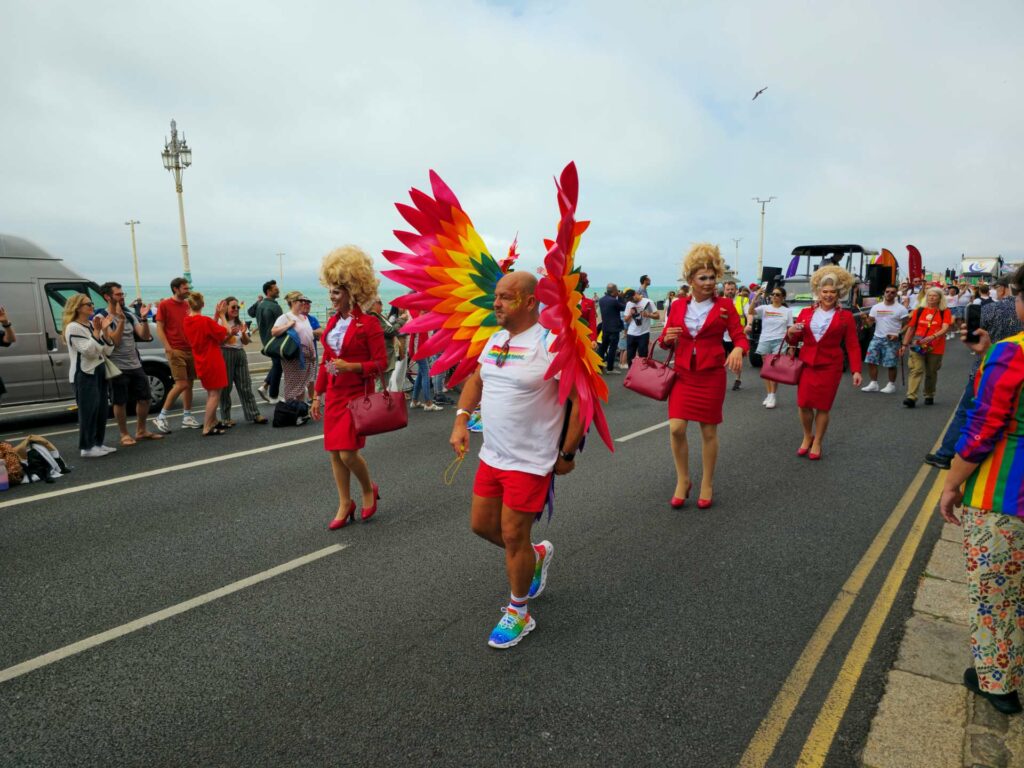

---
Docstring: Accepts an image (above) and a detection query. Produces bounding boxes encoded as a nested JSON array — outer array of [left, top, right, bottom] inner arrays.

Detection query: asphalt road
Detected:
[[0, 348, 967, 767]]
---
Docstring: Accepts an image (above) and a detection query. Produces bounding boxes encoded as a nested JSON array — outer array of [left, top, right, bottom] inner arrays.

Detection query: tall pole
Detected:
[[753, 196, 776, 280], [174, 169, 191, 283], [125, 220, 141, 300], [277, 252, 285, 283], [731, 238, 742, 275], [161, 119, 194, 284]]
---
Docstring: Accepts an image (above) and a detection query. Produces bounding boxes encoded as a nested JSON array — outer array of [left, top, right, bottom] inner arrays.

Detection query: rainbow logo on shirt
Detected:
[[483, 344, 530, 365]]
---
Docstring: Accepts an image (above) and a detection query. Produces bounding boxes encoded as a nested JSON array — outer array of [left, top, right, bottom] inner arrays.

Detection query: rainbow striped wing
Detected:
[[382, 171, 507, 387], [535, 162, 613, 451]]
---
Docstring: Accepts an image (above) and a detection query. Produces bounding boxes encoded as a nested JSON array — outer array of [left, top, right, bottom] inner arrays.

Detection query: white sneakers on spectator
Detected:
[[80, 445, 116, 458], [764, 393, 777, 409], [257, 384, 271, 403], [152, 416, 171, 434], [880, 382, 896, 394], [181, 415, 201, 429], [862, 381, 880, 392]]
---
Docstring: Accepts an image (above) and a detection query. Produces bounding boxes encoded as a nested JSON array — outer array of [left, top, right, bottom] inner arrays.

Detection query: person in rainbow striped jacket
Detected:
[[941, 265, 1024, 715]]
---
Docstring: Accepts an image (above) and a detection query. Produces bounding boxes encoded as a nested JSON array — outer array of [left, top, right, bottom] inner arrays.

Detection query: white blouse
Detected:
[[64, 322, 112, 382], [326, 315, 352, 354], [684, 298, 714, 337], [810, 308, 836, 341]]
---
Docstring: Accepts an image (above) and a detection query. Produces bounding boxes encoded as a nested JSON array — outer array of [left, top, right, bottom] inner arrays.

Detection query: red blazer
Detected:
[[787, 307, 862, 372], [314, 305, 387, 398], [658, 296, 749, 371]]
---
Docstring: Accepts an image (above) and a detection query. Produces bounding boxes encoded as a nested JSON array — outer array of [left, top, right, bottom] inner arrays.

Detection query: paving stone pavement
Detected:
[[862, 524, 1024, 768]]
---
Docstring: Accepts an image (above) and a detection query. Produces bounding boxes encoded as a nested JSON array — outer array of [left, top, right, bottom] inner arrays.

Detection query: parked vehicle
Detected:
[[0, 234, 173, 408]]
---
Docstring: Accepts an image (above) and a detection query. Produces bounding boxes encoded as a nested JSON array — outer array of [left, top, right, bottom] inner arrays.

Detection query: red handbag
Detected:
[[623, 344, 678, 401], [347, 368, 409, 436], [760, 339, 804, 385]]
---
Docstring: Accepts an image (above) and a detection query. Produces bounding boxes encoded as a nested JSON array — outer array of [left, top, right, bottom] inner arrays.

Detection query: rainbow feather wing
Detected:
[[382, 171, 506, 387], [535, 162, 613, 451]]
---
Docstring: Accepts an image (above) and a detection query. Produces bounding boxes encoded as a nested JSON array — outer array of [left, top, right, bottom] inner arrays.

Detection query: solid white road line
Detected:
[[0, 544, 347, 685], [0, 433, 322, 510], [616, 420, 669, 442]]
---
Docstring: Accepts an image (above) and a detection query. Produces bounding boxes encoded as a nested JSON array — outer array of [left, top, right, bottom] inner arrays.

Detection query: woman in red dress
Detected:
[[785, 266, 863, 460], [182, 292, 232, 436], [309, 246, 388, 529], [658, 243, 748, 509]]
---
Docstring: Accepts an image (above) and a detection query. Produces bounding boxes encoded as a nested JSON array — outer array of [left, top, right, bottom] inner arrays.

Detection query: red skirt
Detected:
[[323, 390, 366, 452], [668, 365, 726, 424], [797, 362, 843, 411], [195, 350, 227, 391]]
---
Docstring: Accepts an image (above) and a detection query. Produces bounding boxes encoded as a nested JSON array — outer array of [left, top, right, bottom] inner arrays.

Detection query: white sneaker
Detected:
[[422, 402, 444, 412], [181, 415, 201, 429], [80, 447, 106, 458], [765, 393, 777, 409], [862, 381, 880, 392], [96, 445, 117, 454], [152, 416, 171, 434], [880, 382, 896, 394], [762, 395, 770, 406], [256, 384, 270, 403]]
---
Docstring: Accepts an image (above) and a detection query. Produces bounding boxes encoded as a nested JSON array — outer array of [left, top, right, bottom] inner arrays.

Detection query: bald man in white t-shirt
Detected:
[[450, 272, 585, 650]]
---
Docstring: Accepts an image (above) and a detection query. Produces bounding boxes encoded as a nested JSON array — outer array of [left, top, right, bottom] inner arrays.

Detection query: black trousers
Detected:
[[626, 332, 650, 367], [74, 366, 108, 450], [600, 330, 621, 371], [264, 356, 283, 399]]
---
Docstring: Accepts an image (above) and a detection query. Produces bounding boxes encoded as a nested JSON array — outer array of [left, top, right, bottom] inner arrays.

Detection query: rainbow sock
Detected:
[[508, 594, 529, 618]]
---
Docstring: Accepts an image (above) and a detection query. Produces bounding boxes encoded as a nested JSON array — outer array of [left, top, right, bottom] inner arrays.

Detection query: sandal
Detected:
[[119, 435, 137, 446], [135, 431, 164, 440], [222, 420, 236, 428], [202, 427, 227, 436], [253, 416, 269, 425], [215, 421, 234, 430]]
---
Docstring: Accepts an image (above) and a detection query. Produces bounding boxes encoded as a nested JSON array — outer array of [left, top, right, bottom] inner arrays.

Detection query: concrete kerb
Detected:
[[861, 524, 1024, 768]]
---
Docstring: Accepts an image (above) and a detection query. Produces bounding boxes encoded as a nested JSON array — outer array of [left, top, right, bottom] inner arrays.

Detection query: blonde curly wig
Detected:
[[319, 245, 380, 308], [680, 242, 726, 282], [810, 265, 856, 299]]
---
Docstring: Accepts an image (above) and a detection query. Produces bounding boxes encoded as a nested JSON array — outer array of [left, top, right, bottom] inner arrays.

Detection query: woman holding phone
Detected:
[[657, 242, 747, 509]]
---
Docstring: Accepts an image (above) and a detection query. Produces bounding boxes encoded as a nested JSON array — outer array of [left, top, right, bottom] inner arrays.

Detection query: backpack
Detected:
[[272, 399, 310, 427]]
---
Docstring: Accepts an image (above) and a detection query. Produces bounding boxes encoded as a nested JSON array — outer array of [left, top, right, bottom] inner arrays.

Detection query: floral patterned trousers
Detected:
[[964, 507, 1024, 694]]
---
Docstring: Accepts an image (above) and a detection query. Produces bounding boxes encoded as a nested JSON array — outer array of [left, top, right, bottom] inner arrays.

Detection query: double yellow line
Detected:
[[739, 463, 948, 768]]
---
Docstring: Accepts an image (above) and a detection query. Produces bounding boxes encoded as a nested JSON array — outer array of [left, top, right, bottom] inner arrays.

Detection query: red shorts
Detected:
[[473, 460, 552, 514]]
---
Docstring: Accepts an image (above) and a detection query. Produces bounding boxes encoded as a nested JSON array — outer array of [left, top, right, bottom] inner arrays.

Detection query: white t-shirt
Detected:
[[755, 304, 793, 341], [684, 298, 714, 338], [477, 324, 562, 477], [956, 292, 973, 307], [869, 301, 909, 339], [625, 298, 654, 336], [810, 308, 836, 341], [326, 315, 352, 354], [274, 311, 314, 346]]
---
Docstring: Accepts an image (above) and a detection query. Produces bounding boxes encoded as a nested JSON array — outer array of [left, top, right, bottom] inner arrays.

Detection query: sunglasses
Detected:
[[83, 302, 94, 307], [771, 293, 783, 297], [495, 340, 511, 368]]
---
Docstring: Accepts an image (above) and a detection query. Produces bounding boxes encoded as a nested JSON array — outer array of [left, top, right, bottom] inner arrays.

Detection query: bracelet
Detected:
[[456, 408, 471, 418]]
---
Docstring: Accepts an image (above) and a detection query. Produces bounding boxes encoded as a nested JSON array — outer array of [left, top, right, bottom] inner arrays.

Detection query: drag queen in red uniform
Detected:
[[785, 265, 862, 460], [658, 243, 748, 509], [309, 246, 388, 529]]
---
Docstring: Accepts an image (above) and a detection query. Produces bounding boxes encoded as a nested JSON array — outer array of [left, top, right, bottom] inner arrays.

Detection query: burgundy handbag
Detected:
[[760, 339, 804, 385], [623, 344, 678, 401], [347, 368, 409, 436]]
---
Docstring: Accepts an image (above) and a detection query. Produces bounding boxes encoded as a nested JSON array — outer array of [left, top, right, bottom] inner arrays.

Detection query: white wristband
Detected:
[[456, 408, 471, 418]]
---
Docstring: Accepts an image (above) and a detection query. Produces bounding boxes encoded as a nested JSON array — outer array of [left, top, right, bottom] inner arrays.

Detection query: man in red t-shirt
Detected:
[[152, 277, 200, 432]]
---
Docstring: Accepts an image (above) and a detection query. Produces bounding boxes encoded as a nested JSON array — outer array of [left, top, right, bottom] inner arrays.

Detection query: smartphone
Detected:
[[965, 303, 982, 344]]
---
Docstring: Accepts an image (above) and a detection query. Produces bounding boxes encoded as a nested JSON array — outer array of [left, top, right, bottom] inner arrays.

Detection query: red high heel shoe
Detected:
[[797, 444, 811, 457], [670, 482, 693, 509], [361, 483, 380, 522], [328, 501, 356, 530], [808, 448, 822, 461], [697, 496, 713, 510]]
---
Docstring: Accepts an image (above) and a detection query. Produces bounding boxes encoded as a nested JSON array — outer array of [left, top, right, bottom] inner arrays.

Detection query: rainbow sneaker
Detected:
[[528, 540, 554, 599], [487, 608, 536, 649]]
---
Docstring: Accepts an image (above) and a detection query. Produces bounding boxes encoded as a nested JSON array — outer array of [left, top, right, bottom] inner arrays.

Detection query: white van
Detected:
[[0, 233, 173, 408]]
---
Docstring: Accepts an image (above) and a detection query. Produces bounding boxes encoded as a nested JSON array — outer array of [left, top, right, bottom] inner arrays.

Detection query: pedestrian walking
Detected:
[[748, 286, 793, 408], [272, 291, 318, 404], [624, 288, 656, 367], [721, 280, 745, 390], [62, 294, 116, 457], [658, 243, 748, 509], [901, 287, 952, 408], [597, 283, 625, 373], [0, 303, 17, 404], [902, 276, 924, 308], [368, 297, 399, 392], [408, 325, 443, 410], [182, 292, 231, 436], [218, 297, 267, 426], [939, 264, 1024, 715], [309, 246, 388, 530], [153, 277, 200, 433], [861, 285, 908, 395], [786, 265, 863, 460], [925, 275, 1022, 469], [252, 280, 284, 404], [97, 282, 163, 446], [388, 304, 411, 391], [449, 271, 584, 649]]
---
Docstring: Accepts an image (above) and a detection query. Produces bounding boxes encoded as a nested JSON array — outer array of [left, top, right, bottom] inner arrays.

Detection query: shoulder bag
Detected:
[[348, 365, 409, 436], [760, 337, 803, 385], [623, 342, 677, 401], [262, 331, 300, 360]]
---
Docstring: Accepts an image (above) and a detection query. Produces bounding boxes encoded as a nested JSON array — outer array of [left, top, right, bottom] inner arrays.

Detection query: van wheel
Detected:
[[144, 363, 173, 410]]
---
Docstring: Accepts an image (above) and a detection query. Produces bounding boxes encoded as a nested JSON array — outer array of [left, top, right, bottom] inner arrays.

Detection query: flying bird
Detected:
[[752, 86, 767, 101]]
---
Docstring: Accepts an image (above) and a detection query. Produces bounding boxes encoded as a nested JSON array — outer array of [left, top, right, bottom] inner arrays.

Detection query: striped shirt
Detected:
[[957, 332, 1024, 515]]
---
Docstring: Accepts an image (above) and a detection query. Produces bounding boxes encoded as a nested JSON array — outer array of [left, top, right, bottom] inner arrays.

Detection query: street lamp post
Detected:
[[731, 238, 742, 276], [161, 119, 193, 284], [125, 220, 141, 300], [753, 196, 776, 281], [277, 252, 285, 283]]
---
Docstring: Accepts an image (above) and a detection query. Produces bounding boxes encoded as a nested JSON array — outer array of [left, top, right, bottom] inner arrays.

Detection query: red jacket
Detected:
[[658, 296, 749, 371], [314, 305, 387, 397], [787, 307, 862, 372]]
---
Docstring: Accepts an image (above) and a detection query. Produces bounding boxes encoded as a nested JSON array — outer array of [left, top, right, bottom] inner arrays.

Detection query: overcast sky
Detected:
[[2, 0, 1022, 291]]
